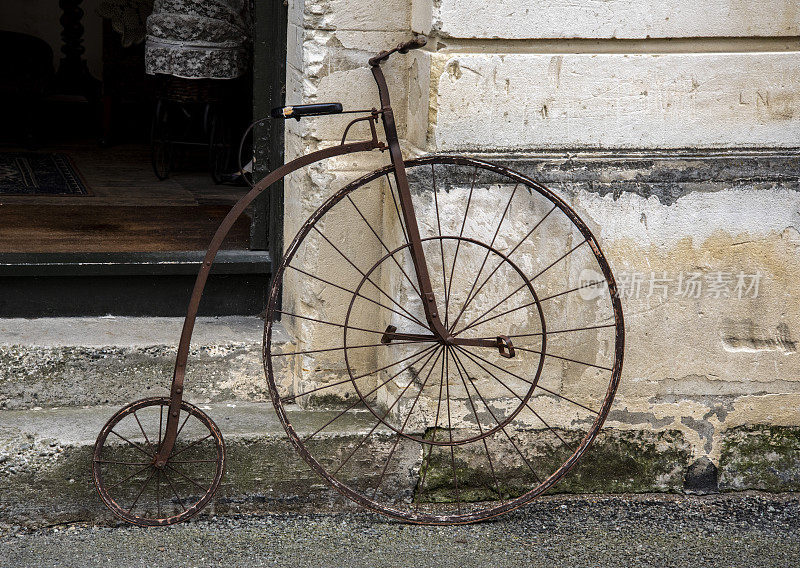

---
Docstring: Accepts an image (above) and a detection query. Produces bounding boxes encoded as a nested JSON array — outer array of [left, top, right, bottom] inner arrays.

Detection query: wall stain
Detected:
[[722, 320, 797, 353]]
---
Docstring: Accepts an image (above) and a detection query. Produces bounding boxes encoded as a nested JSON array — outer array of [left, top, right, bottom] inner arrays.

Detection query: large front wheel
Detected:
[[265, 156, 624, 524]]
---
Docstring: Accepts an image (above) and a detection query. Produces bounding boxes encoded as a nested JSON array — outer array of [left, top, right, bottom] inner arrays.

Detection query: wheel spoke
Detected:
[[333, 346, 442, 475], [287, 264, 429, 331], [109, 429, 154, 459], [301, 344, 439, 442], [504, 204, 558, 259], [166, 464, 207, 492], [170, 412, 192, 450], [444, 344, 460, 510], [431, 164, 451, 327], [514, 346, 613, 372], [348, 343, 439, 383], [168, 433, 213, 460], [524, 404, 578, 456], [459, 279, 608, 336], [281, 343, 435, 404], [275, 310, 428, 339], [416, 340, 448, 508], [133, 411, 155, 455], [453, 345, 526, 404], [312, 226, 427, 331], [537, 280, 606, 303], [453, 346, 578, 460], [456, 299, 538, 336], [106, 464, 151, 491], [450, 349, 542, 484], [128, 469, 156, 513], [448, 346, 500, 495], [94, 459, 151, 466], [453, 344, 574, 453], [162, 468, 187, 511], [444, 166, 478, 331], [455, 345, 600, 415], [370, 347, 444, 498], [470, 322, 615, 341], [453, 238, 587, 336], [448, 183, 519, 333], [449, 205, 557, 334], [346, 194, 424, 302], [272, 339, 425, 358]]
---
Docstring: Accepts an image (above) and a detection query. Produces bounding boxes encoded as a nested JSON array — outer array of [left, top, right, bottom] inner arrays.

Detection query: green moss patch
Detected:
[[414, 428, 691, 503], [719, 425, 800, 492]]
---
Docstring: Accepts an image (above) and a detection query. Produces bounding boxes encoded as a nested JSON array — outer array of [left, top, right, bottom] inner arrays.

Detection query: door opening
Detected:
[[0, 0, 287, 317]]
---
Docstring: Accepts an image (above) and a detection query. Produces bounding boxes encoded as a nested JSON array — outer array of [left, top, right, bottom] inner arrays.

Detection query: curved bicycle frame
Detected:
[[154, 52, 447, 464]]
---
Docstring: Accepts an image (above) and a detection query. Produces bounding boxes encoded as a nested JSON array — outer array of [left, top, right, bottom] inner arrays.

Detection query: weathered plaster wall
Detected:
[[280, 0, 800, 491], [280, 1, 413, 399], [434, 0, 800, 39], [432, 53, 800, 150], [420, 1, 800, 489]]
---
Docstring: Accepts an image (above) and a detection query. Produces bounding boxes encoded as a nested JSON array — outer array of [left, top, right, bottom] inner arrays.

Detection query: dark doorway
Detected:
[[0, 1, 286, 316]]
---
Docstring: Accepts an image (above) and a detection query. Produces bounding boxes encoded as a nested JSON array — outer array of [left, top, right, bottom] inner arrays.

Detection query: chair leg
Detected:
[[99, 94, 113, 147]]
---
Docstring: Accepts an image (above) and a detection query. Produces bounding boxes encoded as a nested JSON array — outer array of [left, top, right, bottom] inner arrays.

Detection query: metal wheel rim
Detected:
[[92, 396, 226, 527], [343, 235, 547, 446], [264, 155, 625, 524]]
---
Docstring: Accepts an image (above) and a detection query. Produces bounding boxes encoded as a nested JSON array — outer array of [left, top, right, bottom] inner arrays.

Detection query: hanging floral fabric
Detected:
[[144, 0, 252, 79]]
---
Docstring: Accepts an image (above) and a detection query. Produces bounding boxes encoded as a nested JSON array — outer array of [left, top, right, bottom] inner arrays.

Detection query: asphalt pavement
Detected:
[[1, 492, 798, 567]]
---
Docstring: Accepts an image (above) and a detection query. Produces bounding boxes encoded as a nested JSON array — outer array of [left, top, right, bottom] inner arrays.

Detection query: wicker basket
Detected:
[[154, 75, 231, 103]]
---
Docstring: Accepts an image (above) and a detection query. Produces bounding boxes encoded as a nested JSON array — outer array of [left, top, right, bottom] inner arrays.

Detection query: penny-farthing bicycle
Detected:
[[93, 36, 624, 526]]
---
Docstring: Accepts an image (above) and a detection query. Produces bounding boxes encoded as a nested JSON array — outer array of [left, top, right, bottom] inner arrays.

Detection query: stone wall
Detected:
[[278, 0, 800, 492]]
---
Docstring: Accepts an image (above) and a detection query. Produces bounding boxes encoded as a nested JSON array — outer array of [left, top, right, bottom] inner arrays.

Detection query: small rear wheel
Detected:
[[92, 397, 225, 526]]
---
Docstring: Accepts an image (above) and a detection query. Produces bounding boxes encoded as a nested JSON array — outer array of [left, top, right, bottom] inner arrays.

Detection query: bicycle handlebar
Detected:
[[266, 35, 427, 133], [397, 35, 428, 53], [369, 35, 427, 66]]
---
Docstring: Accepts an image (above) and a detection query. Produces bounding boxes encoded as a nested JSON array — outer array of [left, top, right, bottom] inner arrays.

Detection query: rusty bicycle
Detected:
[[92, 36, 624, 526]]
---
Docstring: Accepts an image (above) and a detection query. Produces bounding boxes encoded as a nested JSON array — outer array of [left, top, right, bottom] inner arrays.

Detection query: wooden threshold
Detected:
[[0, 205, 250, 253]]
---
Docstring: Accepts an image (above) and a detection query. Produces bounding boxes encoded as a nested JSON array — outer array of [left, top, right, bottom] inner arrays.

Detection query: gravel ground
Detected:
[[1, 493, 798, 567]]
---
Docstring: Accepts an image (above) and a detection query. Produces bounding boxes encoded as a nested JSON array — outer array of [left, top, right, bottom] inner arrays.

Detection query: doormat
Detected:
[[0, 153, 89, 195]]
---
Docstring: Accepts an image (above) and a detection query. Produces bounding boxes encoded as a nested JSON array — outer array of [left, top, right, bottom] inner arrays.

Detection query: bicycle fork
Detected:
[[372, 66, 450, 340], [372, 65, 515, 358]]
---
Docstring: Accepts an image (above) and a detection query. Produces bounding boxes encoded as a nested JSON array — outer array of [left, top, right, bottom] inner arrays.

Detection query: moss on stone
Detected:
[[303, 393, 358, 408], [719, 425, 800, 492], [557, 429, 690, 493], [413, 428, 692, 503]]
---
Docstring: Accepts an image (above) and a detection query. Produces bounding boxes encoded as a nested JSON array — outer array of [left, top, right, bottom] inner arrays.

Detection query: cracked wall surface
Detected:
[[277, 0, 800, 492]]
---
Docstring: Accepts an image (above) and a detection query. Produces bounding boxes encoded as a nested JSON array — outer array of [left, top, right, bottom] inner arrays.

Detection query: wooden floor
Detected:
[[0, 205, 250, 253], [0, 142, 250, 253]]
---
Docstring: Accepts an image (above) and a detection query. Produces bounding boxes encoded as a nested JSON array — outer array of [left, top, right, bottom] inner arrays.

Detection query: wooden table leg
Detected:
[[55, 0, 101, 100]]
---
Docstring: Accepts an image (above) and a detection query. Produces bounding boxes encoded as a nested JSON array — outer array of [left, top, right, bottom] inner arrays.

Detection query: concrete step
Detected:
[[0, 400, 407, 527], [4, 398, 797, 528], [0, 317, 290, 411]]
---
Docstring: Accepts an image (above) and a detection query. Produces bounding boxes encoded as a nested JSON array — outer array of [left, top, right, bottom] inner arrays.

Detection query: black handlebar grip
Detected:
[[397, 35, 427, 54], [270, 103, 343, 120]]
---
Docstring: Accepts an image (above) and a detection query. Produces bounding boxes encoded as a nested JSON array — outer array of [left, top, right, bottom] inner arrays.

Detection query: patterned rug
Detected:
[[0, 153, 89, 195]]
